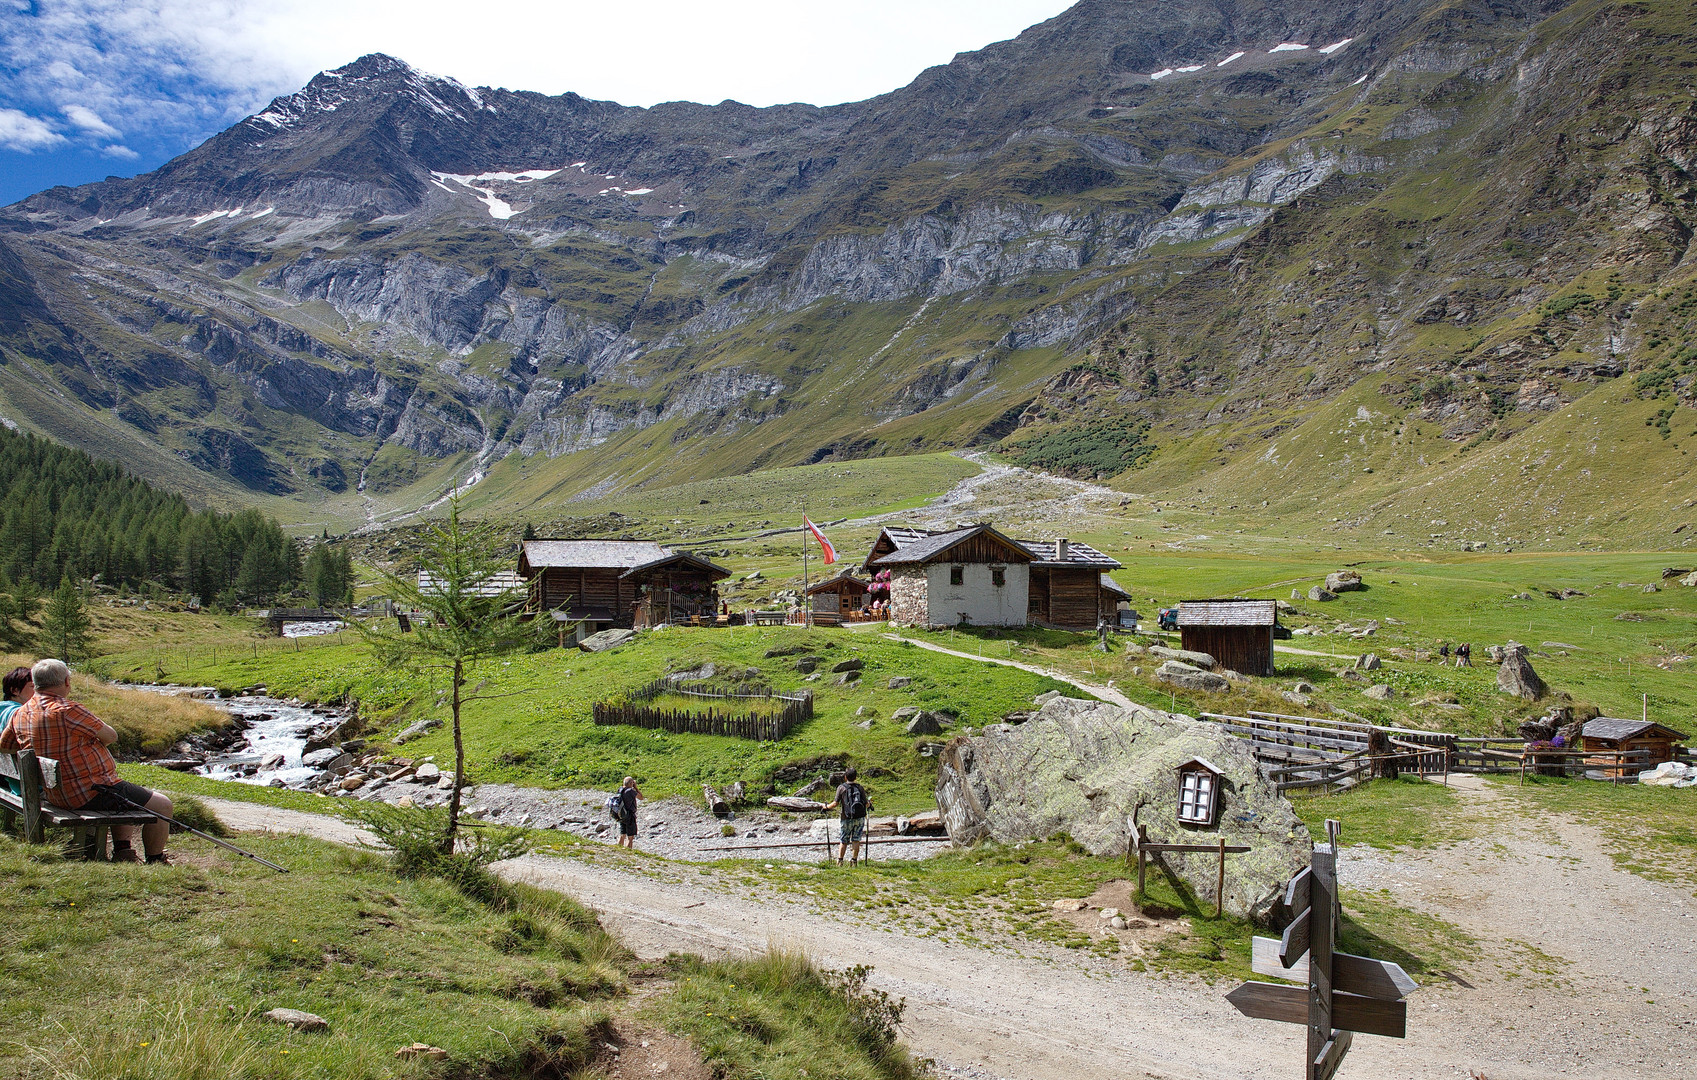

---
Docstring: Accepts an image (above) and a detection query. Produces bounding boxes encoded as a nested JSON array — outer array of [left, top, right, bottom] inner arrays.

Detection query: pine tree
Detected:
[[40, 577, 92, 663], [305, 543, 355, 606]]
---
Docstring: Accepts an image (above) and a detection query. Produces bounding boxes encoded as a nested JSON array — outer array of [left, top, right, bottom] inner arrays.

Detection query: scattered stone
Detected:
[[263, 1009, 329, 1033], [915, 741, 947, 758], [1291, 589, 1303, 600], [339, 775, 365, 791], [1495, 641, 1547, 701], [1110, 916, 1128, 930], [1051, 898, 1089, 911], [767, 796, 826, 812], [1149, 646, 1217, 670], [1614, 612, 1646, 621], [1354, 654, 1381, 671], [1002, 711, 1034, 724], [795, 657, 819, 673], [393, 718, 442, 744], [1337, 669, 1366, 683], [1308, 586, 1337, 602], [906, 713, 946, 736], [1283, 692, 1312, 706], [853, 719, 874, 730], [395, 1043, 448, 1062], [1542, 641, 1583, 651], [259, 751, 286, 769], [1511, 591, 1534, 601], [669, 662, 717, 682], [835, 671, 861, 686], [1292, 681, 1317, 694], [1643, 583, 1661, 593], [1098, 907, 1121, 919], [1325, 570, 1364, 593], [892, 705, 922, 721], [1681, 571, 1697, 588], [888, 676, 912, 689], [579, 628, 638, 652], [1155, 661, 1230, 693], [938, 697, 1310, 920], [764, 645, 806, 658], [832, 659, 866, 674], [1275, 600, 1298, 613], [395, 795, 416, 808], [1640, 761, 1697, 787], [1462, 541, 1488, 552], [1362, 684, 1395, 701], [301, 748, 340, 768]]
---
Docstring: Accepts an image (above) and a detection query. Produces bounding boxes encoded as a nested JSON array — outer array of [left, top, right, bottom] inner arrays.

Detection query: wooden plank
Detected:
[[1313, 1031, 1353, 1080], [1280, 906, 1311, 969], [1227, 984, 1407, 1039], [1308, 842, 1336, 1073], [1141, 843, 1252, 854], [1284, 867, 1311, 913], [1253, 939, 1419, 1000]]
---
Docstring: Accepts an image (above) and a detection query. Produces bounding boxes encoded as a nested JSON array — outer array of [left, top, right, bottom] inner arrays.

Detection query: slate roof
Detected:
[[417, 570, 524, 597], [1582, 717, 1689, 742], [870, 524, 1031, 566], [519, 539, 671, 574], [805, 571, 870, 595], [1176, 599, 1278, 627], [1021, 539, 1123, 569], [1100, 574, 1132, 599]]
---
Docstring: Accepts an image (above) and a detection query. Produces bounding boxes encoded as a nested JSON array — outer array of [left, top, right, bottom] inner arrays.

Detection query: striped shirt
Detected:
[[0, 694, 119, 809]]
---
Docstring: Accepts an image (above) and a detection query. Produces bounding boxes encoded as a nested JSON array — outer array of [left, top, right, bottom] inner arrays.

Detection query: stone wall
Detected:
[[888, 565, 929, 627]]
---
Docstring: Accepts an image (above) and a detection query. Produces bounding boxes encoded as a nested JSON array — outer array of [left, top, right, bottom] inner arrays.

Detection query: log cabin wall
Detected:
[[941, 533, 1030, 564], [1179, 625, 1275, 676], [1047, 568, 1102, 630], [1028, 570, 1051, 620], [538, 568, 634, 625]]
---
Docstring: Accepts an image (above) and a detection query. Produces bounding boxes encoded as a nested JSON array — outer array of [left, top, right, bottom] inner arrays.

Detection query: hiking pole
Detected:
[[102, 790, 290, 873]]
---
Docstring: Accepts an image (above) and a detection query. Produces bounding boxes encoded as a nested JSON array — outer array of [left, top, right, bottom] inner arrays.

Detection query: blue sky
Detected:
[[0, 0, 1074, 207]]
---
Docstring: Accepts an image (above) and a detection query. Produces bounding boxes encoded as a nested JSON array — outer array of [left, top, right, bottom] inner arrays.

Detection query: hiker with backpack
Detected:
[[822, 767, 871, 867], [611, 776, 643, 848]]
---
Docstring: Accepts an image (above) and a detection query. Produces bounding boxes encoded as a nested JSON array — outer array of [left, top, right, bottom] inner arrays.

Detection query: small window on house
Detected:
[[991, 567, 1006, 587], [950, 565, 964, 586]]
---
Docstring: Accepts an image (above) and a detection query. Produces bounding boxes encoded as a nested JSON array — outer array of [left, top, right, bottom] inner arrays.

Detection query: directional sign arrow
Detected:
[[1284, 866, 1311, 913], [1252, 938, 1420, 1000], [1279, 906, 1311, 970], [1226, 982, 1408, 1039]]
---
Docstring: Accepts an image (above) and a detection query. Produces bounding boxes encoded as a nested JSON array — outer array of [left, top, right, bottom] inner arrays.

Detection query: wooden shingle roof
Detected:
[[1176, 599, 1277, 627], [1020, 539, 1123, 569], [1582, 718, 1689, 742]]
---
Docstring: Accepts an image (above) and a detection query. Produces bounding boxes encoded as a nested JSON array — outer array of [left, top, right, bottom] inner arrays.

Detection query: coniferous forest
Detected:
[[0, 426, 302, 606]]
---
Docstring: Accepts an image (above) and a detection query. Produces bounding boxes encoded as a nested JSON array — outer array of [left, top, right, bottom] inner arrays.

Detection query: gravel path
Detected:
[[196, 780, 1697, 1080]]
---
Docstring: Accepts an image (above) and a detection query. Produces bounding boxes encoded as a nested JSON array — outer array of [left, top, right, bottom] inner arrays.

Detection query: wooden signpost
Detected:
[[1225, 820, 1417, 1079]]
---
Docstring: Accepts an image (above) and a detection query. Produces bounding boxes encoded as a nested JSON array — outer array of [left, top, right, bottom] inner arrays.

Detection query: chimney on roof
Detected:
[[1055, 537, 1070, 560]]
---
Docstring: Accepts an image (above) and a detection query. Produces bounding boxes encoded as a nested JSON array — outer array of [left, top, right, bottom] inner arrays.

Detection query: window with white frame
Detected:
[[1177, 769, 1217, 825]]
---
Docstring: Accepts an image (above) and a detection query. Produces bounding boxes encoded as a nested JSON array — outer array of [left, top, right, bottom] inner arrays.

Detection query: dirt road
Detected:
[[199, 787, 1694, 1080]]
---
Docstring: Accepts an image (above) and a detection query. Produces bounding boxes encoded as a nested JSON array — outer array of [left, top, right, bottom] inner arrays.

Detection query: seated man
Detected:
[[0, 659, 173, 864]]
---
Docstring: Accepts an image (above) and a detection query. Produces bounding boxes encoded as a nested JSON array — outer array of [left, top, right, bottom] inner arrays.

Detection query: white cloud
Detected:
[[63, 104, 120, 138], [100, 143, 139, 159], [0, 107, 64, 150], [1, 1, 1076, 158]]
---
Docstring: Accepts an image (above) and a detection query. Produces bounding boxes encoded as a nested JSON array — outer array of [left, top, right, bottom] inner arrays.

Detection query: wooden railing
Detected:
[[592, 677, 812, 741]]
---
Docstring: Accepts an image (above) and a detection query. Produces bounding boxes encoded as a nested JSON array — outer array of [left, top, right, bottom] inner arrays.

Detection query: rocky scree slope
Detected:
[[0, 0, 1655, 532]]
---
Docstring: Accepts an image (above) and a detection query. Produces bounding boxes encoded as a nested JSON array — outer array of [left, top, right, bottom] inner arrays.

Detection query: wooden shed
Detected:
[[626, 552, 732, 628], [1580, 718, 1688, 776], [1176, 599, 1278, 677], [1021, 537, 1127, 631], [806, 571, 871, 617]]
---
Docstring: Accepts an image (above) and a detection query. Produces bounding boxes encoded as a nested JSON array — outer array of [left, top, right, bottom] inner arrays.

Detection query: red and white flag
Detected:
[[804, 517, 837, 564]]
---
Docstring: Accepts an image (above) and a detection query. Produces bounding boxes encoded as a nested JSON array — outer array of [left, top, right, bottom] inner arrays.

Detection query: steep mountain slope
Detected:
[[2, 0, 1686, 543]]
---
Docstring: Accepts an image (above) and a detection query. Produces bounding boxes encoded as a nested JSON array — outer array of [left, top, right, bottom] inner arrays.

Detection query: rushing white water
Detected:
[[125, 686, 334, 786]]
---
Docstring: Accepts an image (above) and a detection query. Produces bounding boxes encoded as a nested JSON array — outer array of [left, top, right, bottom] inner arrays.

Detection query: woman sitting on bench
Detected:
[[0, 659, 174, 864]]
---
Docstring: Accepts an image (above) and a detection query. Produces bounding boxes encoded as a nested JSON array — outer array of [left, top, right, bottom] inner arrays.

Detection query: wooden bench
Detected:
[[0, 750, 156, 860]]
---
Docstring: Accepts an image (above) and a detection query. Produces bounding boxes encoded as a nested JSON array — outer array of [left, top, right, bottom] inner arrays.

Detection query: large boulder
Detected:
[[579, 628, 637, 652], [1308, 586, 1337, 602], [1326, 570, 1364, 593], [1149, 646, 1217, 670], [1495, 641, 1547, 700], [1155, 660, 1230, 693], [935, 698, 1310, 921]]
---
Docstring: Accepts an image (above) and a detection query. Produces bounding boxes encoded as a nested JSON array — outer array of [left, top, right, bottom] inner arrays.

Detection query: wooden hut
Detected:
[[1176, 599, 1278, 677], [1579, 718, 1688, 777], [1021, 536, 1127, 631], [806, 571, 872, 620], [517, 539, 727, 637]]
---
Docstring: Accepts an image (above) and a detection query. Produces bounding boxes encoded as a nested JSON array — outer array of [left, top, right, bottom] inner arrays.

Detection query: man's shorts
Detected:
[[80, 781, 155, 812], [839, 816, 866, 844]]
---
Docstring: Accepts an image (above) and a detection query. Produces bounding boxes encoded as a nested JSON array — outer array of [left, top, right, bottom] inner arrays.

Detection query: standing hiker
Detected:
[[823, 767, 871, 867], [1457, 642, 1473, 667], [616, 776, 643, 849]]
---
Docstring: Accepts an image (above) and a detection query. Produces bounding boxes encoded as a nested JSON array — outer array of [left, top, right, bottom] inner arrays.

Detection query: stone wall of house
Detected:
[[925, 561, 1030, 627], [889, 565, 929, 627]]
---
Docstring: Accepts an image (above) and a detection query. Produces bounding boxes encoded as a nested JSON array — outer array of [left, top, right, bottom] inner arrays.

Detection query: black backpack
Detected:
[[840, 782, 868, 820]]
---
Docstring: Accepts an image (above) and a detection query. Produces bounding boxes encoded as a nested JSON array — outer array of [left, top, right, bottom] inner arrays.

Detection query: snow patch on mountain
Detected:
[[1218, 51, 1246, 67], [1319, 38, 1354, 55], [1269, 42, 1310, 53], [1150, 68, 1175, 81]]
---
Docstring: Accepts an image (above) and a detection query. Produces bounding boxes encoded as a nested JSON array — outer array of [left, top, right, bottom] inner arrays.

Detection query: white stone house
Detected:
[[862, 524, 1033, 628]]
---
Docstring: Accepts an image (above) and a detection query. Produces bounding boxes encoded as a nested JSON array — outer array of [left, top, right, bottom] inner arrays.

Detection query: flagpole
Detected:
[[802, 511, 812, 628]]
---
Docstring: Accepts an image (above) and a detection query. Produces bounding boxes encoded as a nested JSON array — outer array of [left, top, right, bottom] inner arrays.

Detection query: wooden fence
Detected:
[[592, 677, 812, 741], [1201, 712, 1461, 794]]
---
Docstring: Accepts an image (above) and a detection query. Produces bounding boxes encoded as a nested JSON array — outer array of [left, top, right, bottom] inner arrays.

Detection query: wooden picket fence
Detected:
[[592, 677, 812, 741]]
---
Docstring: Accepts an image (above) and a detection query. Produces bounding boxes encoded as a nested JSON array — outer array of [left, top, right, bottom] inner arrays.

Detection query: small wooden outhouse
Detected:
[[1176, 599, 1278, 677], [806, 571, 871, 618]]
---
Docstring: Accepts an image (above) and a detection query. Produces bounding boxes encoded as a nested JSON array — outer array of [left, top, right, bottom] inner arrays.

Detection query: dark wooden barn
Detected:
[[1021, 537, 1127, 631], [1579, 718, 1688, 777], [517, 539, 727, 638], [1176, 599, 1278, 677]]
